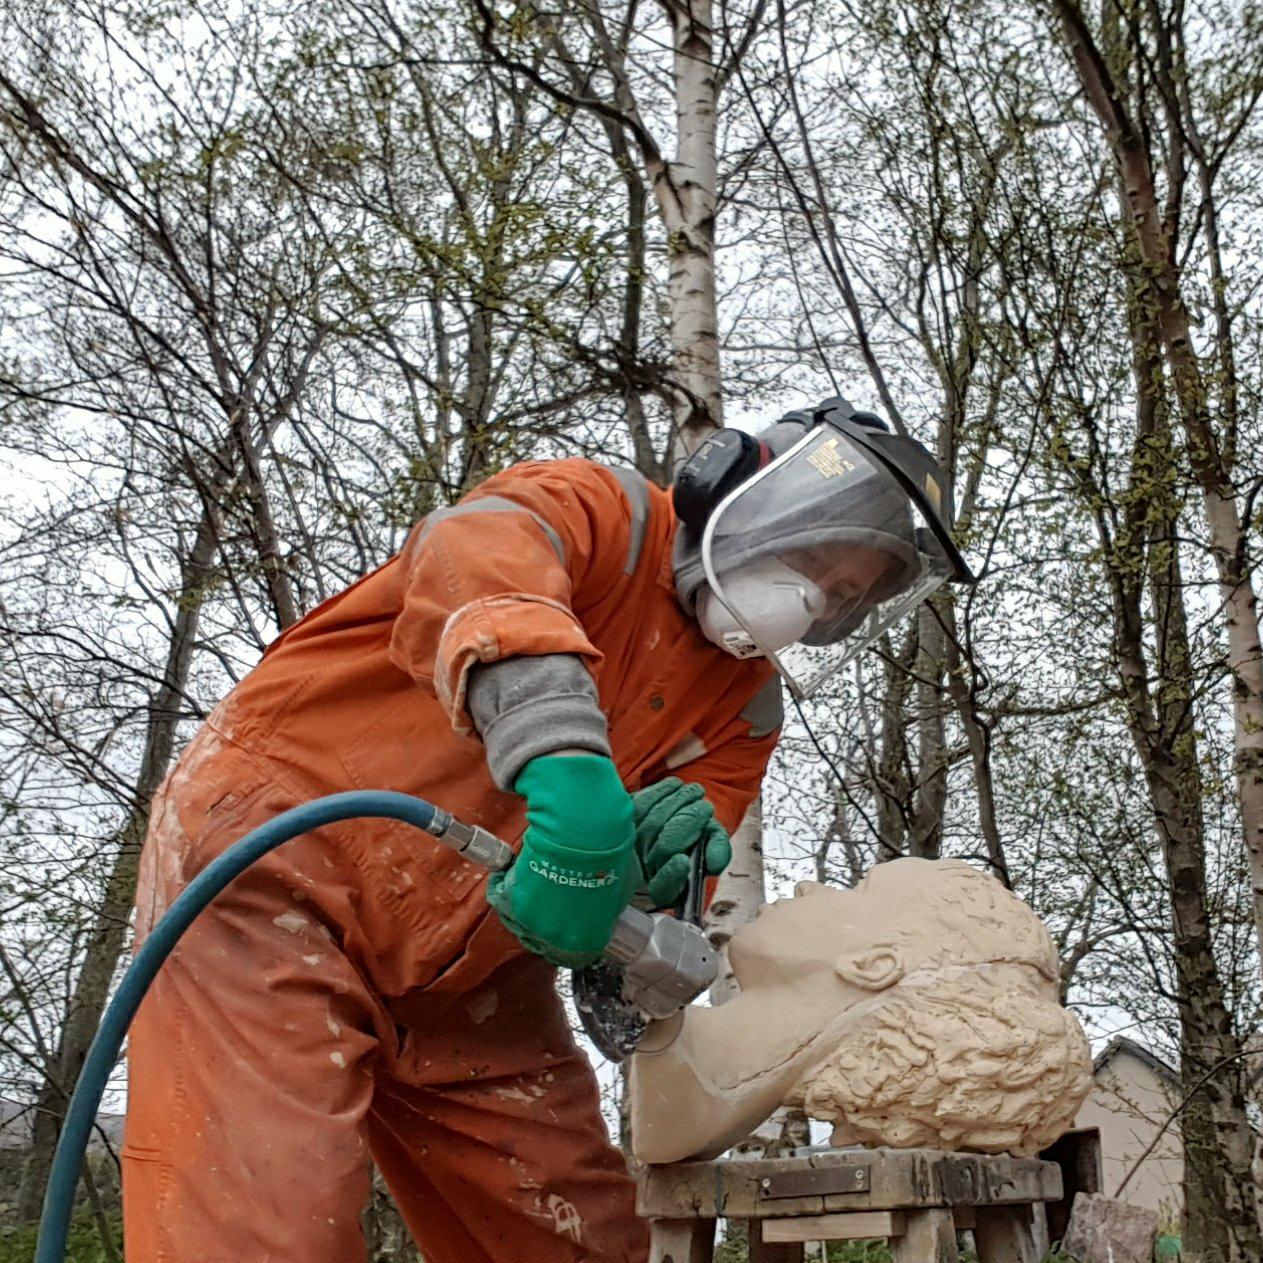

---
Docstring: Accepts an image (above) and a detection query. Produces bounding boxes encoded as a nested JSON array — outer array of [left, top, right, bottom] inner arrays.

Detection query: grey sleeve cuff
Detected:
[[466, 654, 612, 790]]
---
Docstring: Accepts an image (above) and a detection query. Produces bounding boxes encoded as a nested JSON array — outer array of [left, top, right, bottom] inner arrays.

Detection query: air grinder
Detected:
[[426, 805, 717, 1056]]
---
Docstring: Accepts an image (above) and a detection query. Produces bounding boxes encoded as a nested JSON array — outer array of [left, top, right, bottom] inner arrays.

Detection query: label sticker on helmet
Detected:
[[806, 437, 857, 479]]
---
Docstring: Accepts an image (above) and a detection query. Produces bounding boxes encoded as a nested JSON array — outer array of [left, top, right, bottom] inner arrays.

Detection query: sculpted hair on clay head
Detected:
[[788, 966, 1089, 1155]]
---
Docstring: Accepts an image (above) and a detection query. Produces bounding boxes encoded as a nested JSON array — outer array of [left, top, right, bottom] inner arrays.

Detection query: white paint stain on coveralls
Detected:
[[465, 989, 499, 1025], [490, 1086, 533, 1105], [546, 1193, 583, 1244]]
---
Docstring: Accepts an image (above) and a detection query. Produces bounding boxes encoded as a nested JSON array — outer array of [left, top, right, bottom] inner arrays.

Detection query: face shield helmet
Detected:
[[693, 402, 973, 697]]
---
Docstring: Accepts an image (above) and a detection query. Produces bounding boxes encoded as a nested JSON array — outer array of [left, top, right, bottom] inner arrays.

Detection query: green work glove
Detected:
[[487, 754, 639, 969], [631, 777, 732, 909]]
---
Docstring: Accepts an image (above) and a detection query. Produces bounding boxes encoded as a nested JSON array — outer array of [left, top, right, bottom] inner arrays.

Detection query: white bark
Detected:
[[654, 0, 723, 447], [546, 0, 764, 1003], [649, 0, 768, 986], [1202, 491, 1263, 961], [706, 795, 766, 1004]]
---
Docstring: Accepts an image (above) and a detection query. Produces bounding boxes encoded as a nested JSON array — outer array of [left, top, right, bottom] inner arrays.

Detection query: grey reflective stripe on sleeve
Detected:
[[467, 654, 612, 790], [741, 676, 784, 739], [416, 495, 566, 562], [604, 465, 651, 576]]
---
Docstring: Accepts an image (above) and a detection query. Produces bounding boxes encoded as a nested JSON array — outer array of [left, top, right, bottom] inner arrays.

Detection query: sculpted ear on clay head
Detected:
[[835, 946, 903, 991]]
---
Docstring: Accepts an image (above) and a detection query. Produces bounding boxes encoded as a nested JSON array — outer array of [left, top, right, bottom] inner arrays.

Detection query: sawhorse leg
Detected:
[[746, 1221, 804, 1262], [648, 1218, 714, 1263], [891, 1208, 959, 1262], [975, 1205, 1040, 1263]]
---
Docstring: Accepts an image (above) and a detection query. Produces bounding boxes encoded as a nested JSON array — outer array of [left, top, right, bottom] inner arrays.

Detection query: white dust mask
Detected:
[[696, 558, 827, 658]]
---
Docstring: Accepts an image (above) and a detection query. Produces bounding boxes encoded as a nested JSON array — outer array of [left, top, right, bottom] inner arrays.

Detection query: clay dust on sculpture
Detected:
[[630, 859, 1092, 1165]]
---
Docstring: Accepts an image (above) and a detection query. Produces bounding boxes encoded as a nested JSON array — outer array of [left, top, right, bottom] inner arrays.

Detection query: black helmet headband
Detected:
[[672, 396, 974, 585]]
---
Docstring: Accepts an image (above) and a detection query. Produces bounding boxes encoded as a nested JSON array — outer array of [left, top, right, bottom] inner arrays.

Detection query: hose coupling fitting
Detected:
[[428, 810, 515, 872]]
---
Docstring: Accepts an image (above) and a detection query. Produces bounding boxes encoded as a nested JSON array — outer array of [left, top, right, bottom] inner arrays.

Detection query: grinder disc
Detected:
[[572, 847, 707, 1061], [572, 961, 646, 1062]]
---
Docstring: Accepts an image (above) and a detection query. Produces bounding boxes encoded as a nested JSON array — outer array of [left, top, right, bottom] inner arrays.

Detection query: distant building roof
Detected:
[[1093, 1036, 1179, 1087]]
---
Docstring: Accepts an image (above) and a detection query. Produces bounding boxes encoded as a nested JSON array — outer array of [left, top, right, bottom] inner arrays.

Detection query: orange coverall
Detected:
[[122, 458, 780, 1262]]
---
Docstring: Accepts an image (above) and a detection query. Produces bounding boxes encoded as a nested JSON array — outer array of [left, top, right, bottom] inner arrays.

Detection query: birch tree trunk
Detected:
[[542, 0, 761, 984], [657, 0, 723, 445], [1062, 421, 1263, 1260], [706, 797, 766, 1004], [481, 0, 769, 1115], [1140, 498, 1260, 1261], [659, 0, 773, 996]]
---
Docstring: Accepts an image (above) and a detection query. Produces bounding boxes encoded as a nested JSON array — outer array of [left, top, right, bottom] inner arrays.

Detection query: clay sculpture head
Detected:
[[629, 858, 1091, 1165]]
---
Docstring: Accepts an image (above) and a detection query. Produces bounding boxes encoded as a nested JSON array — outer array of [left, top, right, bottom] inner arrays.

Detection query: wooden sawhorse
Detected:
[[637, 1146, 1063, 1262]]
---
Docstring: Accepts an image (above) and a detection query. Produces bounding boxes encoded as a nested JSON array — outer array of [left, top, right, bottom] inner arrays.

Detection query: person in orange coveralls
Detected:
[[121, 397, 971, 1262]]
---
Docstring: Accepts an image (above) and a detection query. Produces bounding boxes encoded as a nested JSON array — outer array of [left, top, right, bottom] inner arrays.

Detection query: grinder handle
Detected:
[[676, 843, 707, 927], [426, 812, 708, 990]]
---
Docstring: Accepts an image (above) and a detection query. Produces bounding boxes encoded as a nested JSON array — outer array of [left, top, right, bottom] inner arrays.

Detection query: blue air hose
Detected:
[[35, 789, 445, 1263]]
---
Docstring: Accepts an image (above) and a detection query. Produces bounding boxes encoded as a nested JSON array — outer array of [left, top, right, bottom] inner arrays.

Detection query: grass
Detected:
[[0, 1211, 122, 1263], [0, 1211, 1088, 1263], [715, 1237, 1073, 1262], [715, 1240, 900, 1261]]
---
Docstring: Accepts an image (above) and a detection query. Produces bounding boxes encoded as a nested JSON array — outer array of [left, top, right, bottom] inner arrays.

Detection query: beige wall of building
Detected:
[[1074, 1038, 1183, 1228]]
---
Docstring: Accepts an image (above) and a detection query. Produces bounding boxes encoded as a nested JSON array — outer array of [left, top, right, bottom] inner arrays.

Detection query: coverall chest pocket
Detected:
[[338, 710, 507, 905], [356, 820, 485, 904]]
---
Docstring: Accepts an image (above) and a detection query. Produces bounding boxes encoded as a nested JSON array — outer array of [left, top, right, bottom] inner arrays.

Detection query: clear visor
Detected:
[[700, 426, 952, 697]]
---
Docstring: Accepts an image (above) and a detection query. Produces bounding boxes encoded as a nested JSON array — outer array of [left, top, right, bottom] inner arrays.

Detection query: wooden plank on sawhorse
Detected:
[[760, 1207, 984, 1261], [759, 1206, 959, 1262], [637, 1146, 1064, 1263], [764, 1210, 906, 1241], [759, 1203, 1045, 1261]]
